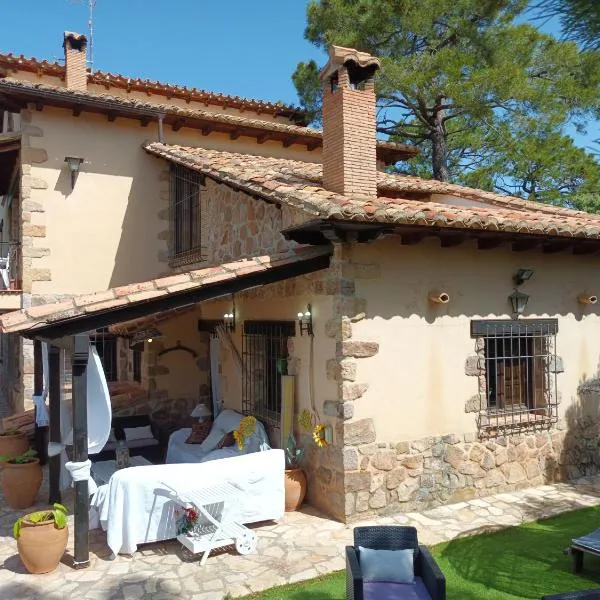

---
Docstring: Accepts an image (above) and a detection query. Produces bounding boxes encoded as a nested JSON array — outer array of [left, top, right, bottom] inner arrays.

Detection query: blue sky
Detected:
[[0, 0, 324, 107], [0, 0, 596, 151]]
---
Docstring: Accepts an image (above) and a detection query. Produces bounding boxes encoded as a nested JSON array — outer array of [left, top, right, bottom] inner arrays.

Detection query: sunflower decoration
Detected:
[[233, 415, 257, 450], [298, 409, 330, 448], [312, 423, 329, 448]]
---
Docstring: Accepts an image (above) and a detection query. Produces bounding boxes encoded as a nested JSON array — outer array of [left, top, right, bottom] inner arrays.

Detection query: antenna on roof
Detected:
[[67, 0, 97, 72]]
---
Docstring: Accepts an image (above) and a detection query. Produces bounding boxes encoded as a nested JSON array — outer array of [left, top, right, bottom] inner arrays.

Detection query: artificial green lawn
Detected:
[[241, 505, 600, 599]]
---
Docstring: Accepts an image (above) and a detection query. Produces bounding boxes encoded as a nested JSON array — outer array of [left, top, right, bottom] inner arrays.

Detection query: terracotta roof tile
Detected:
[[0, 247, 331, 335], [0, 52, 302, 119], [143, 142, 600, 242], [0, 78, 416, 162]]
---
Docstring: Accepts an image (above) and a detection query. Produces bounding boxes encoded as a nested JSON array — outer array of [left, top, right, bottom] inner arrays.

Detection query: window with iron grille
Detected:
[[90, 328, 118, 382], [170, 163, 204, 260], [242, 321, 295, 426], [471, 319, 559, 429]]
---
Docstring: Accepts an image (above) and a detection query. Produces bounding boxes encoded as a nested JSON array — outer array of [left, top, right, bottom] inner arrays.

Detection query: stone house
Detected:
[[1, 35, 600, 523]]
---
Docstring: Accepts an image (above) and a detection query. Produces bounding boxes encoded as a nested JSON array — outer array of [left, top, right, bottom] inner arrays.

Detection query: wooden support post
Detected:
[[72, 333, 90, 569], [48, 345, 61, 504], [33, 339, 48, 466]]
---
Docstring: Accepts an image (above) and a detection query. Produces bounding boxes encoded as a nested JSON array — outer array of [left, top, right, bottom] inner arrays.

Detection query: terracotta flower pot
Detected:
[[0, 433, 29, 463], [284, 468, 307, 512], [1, 459, 42, 509], [17, 519, 68, 574]]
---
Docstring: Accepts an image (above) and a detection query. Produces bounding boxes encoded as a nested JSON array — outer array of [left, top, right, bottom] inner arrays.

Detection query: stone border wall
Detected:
[[342, 419, 600, 520]]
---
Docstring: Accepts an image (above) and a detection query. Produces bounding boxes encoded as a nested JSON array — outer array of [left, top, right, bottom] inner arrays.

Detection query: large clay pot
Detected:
[[0, 432, 29, 462], [17, 518, 68, 574], [1, 459, 42, 509], [284, 468, 307, 512]]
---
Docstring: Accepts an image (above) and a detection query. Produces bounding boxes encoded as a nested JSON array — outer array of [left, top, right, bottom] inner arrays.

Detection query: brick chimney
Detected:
[[320, 46, 380, 198], [63, 31, 88, 91]]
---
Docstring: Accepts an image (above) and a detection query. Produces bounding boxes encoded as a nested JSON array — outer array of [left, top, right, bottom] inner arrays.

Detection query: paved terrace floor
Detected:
[[1, 472, 600, 600]]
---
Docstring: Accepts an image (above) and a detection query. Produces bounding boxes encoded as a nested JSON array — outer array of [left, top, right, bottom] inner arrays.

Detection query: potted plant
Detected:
[[284, 433, 307, 512], [13, 503, 69, 574], [0, 449, 42, 509], [0, 428, 29, 463]]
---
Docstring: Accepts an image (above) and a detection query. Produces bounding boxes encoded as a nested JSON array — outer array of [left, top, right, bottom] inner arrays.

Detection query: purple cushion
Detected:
[[363, 577, 431, 600]]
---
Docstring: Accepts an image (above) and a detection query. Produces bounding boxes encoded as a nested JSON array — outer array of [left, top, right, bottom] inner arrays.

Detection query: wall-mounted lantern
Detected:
[[509, 288, 529, 315], [223, 307, 236, 333], [297, 304, 313, 336], [64, 156, 84, 189]]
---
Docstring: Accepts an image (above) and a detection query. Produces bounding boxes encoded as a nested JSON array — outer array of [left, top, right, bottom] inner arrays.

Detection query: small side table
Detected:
[[172, 482, 258, 565]]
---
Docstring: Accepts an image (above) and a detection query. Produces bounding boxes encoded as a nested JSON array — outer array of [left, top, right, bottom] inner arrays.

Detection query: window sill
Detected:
[[169, 250, 206, 269], [478, 408, 558, 432]]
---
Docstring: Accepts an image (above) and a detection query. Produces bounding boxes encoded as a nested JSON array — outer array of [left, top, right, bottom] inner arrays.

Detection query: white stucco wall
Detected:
[[350, 236, 600, 442]]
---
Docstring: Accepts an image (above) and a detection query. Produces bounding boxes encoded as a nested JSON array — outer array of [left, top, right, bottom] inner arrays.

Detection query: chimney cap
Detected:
[[63, 31, 88, 49], [319, 45, 381, 82]]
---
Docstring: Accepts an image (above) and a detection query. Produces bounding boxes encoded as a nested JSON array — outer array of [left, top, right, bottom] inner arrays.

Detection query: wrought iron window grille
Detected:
[[170, 164, 205, 261], [242, 321, 295, 427], [470, 319, 559, 434]]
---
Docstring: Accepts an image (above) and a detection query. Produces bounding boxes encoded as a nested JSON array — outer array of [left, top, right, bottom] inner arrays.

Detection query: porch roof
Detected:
[[144, 143, 600, 248], [0, 246, 332, 339]]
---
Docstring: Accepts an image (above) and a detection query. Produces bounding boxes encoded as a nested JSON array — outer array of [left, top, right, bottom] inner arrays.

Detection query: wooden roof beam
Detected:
[[477, 237, 506, 250], [172, 118, 186, 132], [512, 239, 539, 252]]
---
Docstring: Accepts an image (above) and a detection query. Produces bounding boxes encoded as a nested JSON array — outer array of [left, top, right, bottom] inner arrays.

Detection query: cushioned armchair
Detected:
[[346, 526, 446, 600]]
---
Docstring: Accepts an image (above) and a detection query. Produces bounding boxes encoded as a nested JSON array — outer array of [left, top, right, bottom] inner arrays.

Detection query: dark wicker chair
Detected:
[[346, 526, 446, 600]]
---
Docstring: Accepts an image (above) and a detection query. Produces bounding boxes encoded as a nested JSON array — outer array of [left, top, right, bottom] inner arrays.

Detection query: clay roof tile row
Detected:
[[0, 246, 330, 335], [143, 142, 600, 241], [0, 52, 303, 119]]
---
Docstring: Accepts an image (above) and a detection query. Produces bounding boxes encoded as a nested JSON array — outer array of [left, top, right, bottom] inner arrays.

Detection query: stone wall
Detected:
[[169, 178, 310, 273], [342, 419, 600, 520]]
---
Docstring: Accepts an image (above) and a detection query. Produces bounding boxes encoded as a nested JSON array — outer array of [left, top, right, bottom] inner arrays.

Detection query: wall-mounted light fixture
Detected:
[[297, 304, 313, 336], [64, 156, 84, 189], [578, 294, 598, 305], [513, 268, 534, 286], [509, 288, 529, 315], [130, 327, 163, 346], [223, 305, 236, 333], [428, 290, 450, 304]]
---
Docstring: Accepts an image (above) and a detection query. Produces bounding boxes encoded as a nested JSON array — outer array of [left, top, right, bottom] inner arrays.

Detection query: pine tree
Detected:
[[293, 0, 600, 206]]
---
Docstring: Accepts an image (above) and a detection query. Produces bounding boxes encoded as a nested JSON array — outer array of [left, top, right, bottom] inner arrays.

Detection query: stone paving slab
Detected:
[[0, 470, 599, 599]]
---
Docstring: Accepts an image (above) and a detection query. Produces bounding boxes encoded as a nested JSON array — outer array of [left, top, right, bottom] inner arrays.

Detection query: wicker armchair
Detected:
[[346, 526, 446, 600]]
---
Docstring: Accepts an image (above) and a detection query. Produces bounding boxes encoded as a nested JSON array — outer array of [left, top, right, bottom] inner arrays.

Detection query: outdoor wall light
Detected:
[[64, 156, 84, 189], [298, 304, 313, 336], [223, 307, 236, 333], [509, 288, 529, 315], [513, 268, 534, 286], [578, 294, 598, 305]]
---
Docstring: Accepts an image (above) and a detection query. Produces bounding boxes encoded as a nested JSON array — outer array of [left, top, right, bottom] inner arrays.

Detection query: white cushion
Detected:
[[198, 427, 227, 454], [123, 425, 154, 442], [213, 409, 244, 433]]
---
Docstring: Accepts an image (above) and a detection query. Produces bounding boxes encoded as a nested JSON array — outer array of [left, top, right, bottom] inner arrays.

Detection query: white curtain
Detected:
[[210, 334, 221, 417], [48, 345, 112, 492]]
